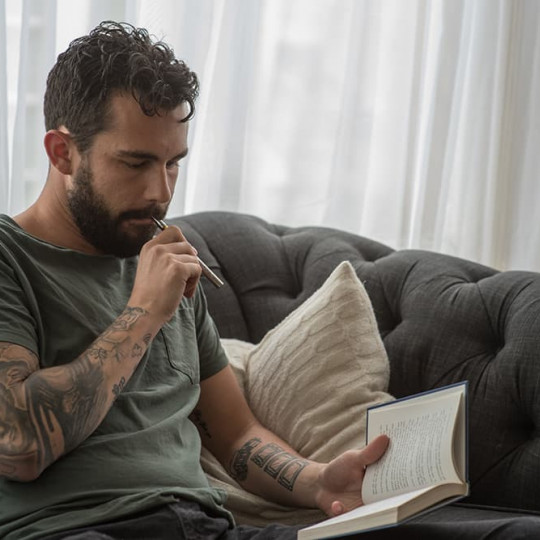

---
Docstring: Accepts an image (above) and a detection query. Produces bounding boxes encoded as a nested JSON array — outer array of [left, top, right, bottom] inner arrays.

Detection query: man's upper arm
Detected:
[[0, 249, 40, 359], [192, 285, 229, 381], [191, 364, 258, 464], [0, 342, 40, 481]]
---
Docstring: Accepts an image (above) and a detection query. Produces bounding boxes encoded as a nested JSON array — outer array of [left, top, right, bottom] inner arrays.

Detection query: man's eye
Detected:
[[125, 161, 147, 169], [166, 160, 180, 169]]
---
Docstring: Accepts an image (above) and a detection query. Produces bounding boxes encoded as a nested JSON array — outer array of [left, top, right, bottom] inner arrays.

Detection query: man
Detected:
[[0, 21, 389, 539]]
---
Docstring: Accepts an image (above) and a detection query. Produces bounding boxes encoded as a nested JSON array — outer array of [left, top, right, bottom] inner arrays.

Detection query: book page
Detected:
[[362, 391, 462, 504]]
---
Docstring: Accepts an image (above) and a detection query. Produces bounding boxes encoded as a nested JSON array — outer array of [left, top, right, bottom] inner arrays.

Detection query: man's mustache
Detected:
[[118, 207, 165, 221]]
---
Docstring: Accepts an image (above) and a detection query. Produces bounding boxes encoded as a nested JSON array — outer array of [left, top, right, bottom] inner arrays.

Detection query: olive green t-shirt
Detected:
[[0, 215, 231, 540]]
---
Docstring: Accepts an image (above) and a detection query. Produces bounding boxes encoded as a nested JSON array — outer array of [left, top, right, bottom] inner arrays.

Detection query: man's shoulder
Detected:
[[0, 214, 87, 283], [0, 213, 36, 246], [0, 214, 19, 234], [0, 214, 28, 264]]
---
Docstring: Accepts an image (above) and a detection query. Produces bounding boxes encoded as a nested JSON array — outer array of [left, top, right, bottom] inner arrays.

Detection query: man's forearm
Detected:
[[191, 368, 324, 509], [0, 306, 157, 481], [222, 425, 322, 509], [230, 437, 317, 507]]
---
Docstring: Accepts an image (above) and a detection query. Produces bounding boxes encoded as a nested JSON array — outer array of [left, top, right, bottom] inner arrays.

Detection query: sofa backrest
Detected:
[[173, 211, 540, 513]]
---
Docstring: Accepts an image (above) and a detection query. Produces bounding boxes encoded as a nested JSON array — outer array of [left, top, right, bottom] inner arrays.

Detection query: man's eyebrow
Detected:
[[116, 148, 189, 161]]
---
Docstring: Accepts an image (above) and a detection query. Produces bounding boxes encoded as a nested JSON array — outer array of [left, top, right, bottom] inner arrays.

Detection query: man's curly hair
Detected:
[[44, 21, 199, 153]]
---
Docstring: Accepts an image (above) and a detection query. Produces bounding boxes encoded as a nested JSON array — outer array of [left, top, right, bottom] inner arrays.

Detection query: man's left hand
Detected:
[[315, 435, 390, 517]]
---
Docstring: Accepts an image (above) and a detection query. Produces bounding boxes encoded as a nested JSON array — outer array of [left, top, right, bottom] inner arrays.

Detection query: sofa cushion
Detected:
[[200, 261, 393, 526]]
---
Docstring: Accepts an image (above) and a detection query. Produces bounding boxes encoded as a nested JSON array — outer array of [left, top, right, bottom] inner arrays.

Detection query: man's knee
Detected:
[[495, 516, 540, 540]]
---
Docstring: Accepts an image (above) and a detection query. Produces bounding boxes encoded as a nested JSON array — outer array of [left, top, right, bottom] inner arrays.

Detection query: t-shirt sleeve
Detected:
[[193, 284, 229, 380], [0, 252, 39, 355]]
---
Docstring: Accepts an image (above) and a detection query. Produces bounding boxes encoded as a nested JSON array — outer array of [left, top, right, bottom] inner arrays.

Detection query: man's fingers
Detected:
[[360, 434, 389, 466], [152, 222, 186, 243], [330, 501, 345, 516], [151, 225, 197, 256]]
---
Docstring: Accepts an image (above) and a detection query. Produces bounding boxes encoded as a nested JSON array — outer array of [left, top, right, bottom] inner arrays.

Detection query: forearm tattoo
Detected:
[[230, 439, 309, 491], [230, 438, 262, 481], [0, 306, 150, 478], [0, 345, 39, 479]]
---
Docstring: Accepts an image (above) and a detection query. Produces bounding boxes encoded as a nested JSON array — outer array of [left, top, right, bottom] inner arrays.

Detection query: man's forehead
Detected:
[[107, 93, 190, 125]]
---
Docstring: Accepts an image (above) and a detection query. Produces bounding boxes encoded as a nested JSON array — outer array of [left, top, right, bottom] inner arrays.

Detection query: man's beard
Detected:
[[66, 161, 164, 258]]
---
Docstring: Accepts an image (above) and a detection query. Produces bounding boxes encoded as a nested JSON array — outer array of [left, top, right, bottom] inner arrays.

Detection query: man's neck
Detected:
[[14, 197, 99, 255]]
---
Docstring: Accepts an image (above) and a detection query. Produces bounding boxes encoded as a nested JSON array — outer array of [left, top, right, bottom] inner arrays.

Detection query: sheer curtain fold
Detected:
[[10, 0, 57, 216], [505, 0, 540, 271], [186, 0, 264, 214], [0, 1, 9, 210], [1, 0, 539, 270]]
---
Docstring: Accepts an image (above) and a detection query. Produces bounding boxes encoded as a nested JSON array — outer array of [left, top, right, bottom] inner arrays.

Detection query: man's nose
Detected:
[[145, 166, 173, 203]]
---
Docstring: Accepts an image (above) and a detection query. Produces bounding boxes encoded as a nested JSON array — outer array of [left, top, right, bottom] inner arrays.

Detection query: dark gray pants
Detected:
[[42, 501, 300, 540], [43, 501, 540, 540]]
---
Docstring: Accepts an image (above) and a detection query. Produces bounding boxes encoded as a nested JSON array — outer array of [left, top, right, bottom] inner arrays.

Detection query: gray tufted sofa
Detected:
[[172, 210, 540, 535]]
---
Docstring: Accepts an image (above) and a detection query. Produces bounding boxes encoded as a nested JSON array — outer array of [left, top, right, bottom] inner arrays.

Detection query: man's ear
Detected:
[[43, 129, 76, 175]]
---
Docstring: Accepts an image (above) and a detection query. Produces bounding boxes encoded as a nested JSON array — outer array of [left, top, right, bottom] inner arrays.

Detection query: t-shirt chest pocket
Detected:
[[154, 307, 200, 385]]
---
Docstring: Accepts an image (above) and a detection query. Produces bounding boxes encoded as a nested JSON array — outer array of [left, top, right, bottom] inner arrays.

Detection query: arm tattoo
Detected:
[[0, 345, 40, 479], [230, 440, 308, 491], [112, 377, 126, 398], [230, 438, 262, 481], [190, 408, 213, 440], [26, 355, 107, 468], [251, 442, 308, 491], [0, 306, 151, 478]]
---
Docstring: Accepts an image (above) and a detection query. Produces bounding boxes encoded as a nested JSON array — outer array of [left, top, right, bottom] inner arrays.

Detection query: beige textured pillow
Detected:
[[200, 260, 393, 526]]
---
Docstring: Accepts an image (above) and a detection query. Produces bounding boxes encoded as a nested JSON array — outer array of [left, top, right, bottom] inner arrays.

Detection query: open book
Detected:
[[298, 382, 468, 539]]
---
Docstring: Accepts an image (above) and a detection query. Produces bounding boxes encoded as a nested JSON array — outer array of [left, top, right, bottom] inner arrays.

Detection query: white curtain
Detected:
[[1, 0, 539, 271]]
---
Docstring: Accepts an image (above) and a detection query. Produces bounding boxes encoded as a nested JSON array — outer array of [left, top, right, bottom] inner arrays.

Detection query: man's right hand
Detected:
[[130, 224, 202, 324]]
